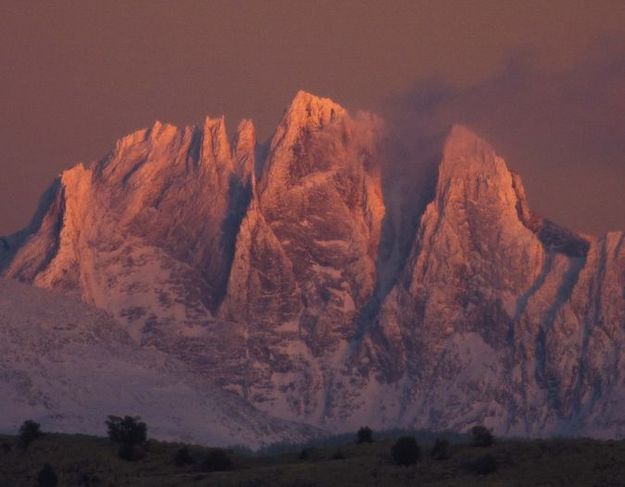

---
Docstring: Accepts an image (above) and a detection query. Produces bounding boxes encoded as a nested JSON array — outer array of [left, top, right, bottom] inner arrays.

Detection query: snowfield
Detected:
[[0, 278, 320, 446]]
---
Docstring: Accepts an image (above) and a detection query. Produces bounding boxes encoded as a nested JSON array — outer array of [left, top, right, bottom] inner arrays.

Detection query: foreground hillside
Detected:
[[0, 431, 624, 486]]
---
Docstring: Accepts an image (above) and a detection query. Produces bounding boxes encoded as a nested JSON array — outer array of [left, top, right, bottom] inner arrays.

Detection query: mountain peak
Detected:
[[148, 120, 179, 141], [443, 124, 496, 161], [202, 115, 231, 164], [290, 89, 343, 108], [203, 115, 226, 130], [283, 90, 346, 129], [437, 124, 508, 186], [234, 119, 256, 182], [203, 115, 228, 141]]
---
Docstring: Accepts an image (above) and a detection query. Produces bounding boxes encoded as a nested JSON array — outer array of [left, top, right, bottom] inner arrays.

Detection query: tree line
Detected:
[[11, 418, 498, 486]]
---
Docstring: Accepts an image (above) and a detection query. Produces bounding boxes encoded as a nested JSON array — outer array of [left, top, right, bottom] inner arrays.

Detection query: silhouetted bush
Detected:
[[36, 463, 58, 487], [106, 415, 147, 447], [430, 438, 451, 460], [299, 448, 310, 460], [18, 420, 42, 450], [105, 415, 147, 461], [202, 449, 234, 472], [332, 448, 345, 460], [391, 436, 420, 466], [466, 454, 498, 475], [356, 426, 374, 444], [470, 425, 494, 447], [1, 442, 11, 453], [174, 446, 194, 466]]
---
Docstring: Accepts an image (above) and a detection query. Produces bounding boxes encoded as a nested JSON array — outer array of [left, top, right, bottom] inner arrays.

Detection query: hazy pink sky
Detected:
[[1, 0, 625, 235]]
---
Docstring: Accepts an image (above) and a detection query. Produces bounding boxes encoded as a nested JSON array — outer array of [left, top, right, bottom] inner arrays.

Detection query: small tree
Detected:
[[106, 416, 147, 445], [18, 420, 42, 450], [202, 448, 234, 472], [430, 438, 451, 460], [470, 425, 494, 447], [36, 463, 58, 487], [174, 446, 194, 467], [391, 436, 420, 466], [105, 415, 147, 461], [356, 426, 374, 444]]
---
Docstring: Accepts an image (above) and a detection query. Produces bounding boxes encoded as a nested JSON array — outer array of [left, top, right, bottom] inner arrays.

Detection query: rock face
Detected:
[[365, 125, 625, 436], [1, 117, 253, 343], [220, 92, 385, 416], [2, 93, 625, 439]]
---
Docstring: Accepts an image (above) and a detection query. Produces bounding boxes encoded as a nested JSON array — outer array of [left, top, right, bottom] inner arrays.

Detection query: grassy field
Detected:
[[1, 430, 625, 486]]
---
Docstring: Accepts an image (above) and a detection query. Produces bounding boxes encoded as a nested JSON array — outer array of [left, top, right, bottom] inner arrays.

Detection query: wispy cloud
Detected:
[[385, 38, 625, 235]]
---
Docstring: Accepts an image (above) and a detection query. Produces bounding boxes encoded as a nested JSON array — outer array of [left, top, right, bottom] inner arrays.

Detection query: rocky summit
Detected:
[[2, 91, 625, 442]]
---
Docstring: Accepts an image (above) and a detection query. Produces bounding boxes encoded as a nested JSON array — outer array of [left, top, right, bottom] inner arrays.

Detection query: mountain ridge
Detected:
[[2, 91, 625, 441]]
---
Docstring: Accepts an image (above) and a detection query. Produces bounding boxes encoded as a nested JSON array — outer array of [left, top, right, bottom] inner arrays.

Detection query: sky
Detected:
[[1, 0, 625, 235]]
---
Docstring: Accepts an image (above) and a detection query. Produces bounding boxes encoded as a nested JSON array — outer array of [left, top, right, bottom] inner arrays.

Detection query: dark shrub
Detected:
[[298, 448, 309, 460], [105, 416, 147, 446], [1, 442, 11, 453], [18, 420, 42, 450], [332, 448, 345, 460], [470, 425, 494, 447], [430, 438, 451, 460], [391, 436, 420, 466], [356, 426, 373, 444], [174, 446, 194, 466], [105, 415, 147, 460], [466, 454, 498, 475], [36, 463, 58, 487], [202, 449, 234, 472]]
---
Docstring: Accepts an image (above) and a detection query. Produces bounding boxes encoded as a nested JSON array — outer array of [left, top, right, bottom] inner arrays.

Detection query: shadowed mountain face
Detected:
[[2, 92, 625, 439]]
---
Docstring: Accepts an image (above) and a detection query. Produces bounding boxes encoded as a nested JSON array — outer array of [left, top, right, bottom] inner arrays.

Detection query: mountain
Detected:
[[1, 116, 254, 340], [2, 92, 625, 440], [364, 126, 625, 436], [220, 92, 385, 415], [0, 277, 319, 446]]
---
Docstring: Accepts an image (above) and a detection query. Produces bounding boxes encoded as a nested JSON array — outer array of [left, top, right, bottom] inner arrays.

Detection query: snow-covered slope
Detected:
[[2, 92, 625, 439], [0, 278, 319, 446]]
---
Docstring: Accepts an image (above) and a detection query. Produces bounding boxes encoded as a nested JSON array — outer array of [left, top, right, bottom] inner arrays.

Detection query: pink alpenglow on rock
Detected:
[[2, 94, 625, 442]]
